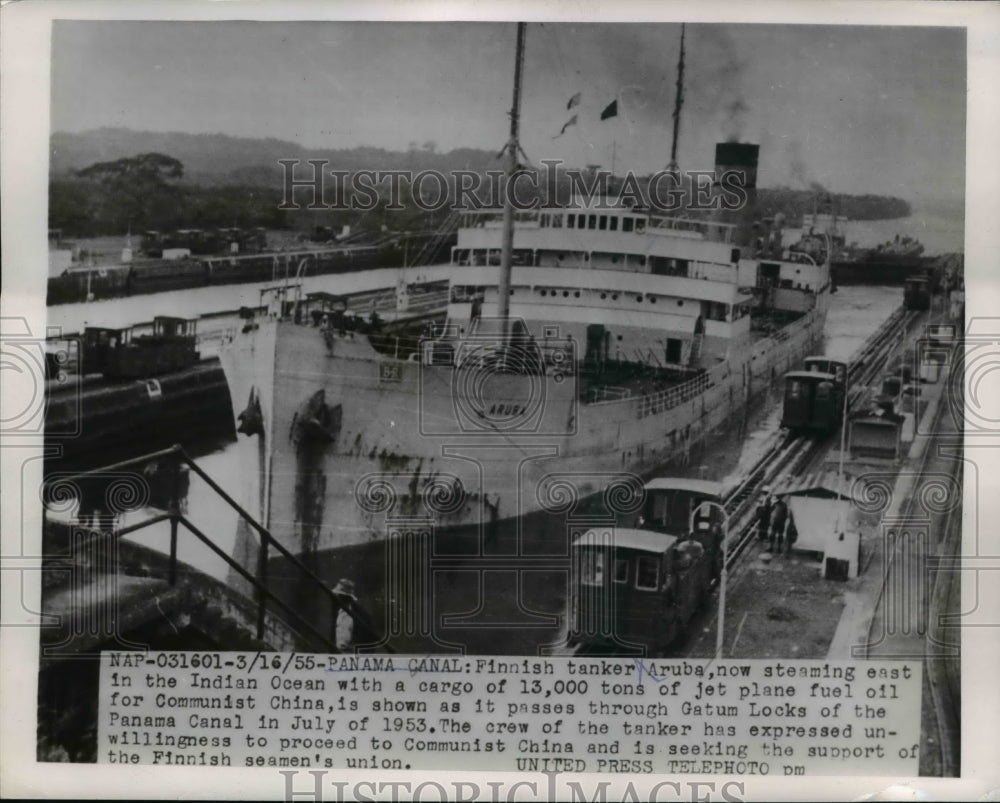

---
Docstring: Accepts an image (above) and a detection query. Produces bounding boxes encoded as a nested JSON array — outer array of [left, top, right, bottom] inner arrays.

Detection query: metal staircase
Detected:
[[689, 331, 704, 367], [40, 445, 380, 654]]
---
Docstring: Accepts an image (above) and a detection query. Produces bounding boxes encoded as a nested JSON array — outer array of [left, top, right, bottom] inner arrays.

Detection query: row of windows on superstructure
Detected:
[[539, 212, 647, 233], [454, 250, 700, 277], [450, 285, 749, 322]]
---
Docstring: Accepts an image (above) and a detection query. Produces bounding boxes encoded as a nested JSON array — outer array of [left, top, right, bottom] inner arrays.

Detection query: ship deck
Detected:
[[357, 304, 810, 407]]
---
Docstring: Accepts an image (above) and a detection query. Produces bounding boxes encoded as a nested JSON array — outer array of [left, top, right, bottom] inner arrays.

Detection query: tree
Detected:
[[76, 152, 183, 184], [75, 153, 184, 232]]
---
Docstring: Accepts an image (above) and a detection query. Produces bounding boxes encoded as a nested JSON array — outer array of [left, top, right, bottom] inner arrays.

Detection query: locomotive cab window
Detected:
[[635, 555, 659, 590]]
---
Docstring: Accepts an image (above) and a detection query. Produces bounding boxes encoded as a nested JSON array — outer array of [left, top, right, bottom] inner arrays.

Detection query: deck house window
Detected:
[[614, 559, 629, 584], [623, 217, 634, 233], [567, 214, 576, 229], [666, 338, 683, 364], [582, 551, 604, 586], [636, 556, 659, 590], [707, 302, 729, 322], [588, 214, 597, 229], [599, 215, 607, 230], [551, 214, 563, 229], [610, 216, 618, 231]]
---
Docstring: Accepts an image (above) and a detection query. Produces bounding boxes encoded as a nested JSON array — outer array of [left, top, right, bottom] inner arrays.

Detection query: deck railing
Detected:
[[588, 385, 632, 403], [459, 207, 738, 245], [636, 373, 712, 419], [586, 368, 713, 419]]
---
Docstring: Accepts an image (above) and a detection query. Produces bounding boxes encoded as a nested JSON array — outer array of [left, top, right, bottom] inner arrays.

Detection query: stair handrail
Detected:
[[42, 444, 386, 652]]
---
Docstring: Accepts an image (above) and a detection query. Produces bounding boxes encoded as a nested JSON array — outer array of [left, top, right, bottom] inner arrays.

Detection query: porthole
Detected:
[[612, 294, 619, 300], [636, 295, 643, 302]]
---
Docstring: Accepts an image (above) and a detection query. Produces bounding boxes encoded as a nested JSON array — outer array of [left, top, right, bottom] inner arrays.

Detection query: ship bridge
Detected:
[[454, 207, 745, 280]]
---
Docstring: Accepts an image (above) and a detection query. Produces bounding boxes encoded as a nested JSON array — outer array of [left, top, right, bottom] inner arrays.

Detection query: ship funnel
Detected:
[[714, 142, 759, 189], [713, 142, 759, 251]]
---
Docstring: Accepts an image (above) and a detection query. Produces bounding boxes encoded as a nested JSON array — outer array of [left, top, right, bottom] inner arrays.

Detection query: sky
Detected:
[[50, 20, 966, 206]]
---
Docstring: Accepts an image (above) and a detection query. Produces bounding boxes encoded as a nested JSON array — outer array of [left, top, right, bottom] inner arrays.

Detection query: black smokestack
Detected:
[[714, 142, 759, 188], [714, 142, 759, 249]]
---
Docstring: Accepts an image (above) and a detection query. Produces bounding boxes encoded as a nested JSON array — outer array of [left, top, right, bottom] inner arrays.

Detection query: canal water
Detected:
[[47, 282, 903, 584]]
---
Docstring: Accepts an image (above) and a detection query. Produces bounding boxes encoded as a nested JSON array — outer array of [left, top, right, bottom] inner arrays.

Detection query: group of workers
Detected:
[[755, 487, 798, 554]]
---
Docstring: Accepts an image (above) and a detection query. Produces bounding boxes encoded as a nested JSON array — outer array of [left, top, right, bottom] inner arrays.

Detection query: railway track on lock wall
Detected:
[[715, 304, 920, 583]]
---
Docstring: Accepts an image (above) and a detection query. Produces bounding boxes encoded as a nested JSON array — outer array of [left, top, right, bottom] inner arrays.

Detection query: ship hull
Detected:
[[220, 290, 828, 648]]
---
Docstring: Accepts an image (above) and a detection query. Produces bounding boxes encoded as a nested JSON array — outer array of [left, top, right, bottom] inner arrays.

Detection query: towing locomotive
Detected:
[[780, 356, 848, 435], [45, 316, 235, 471], [903, 276, 931, 311], [567, 478, 726, 655], [79, 316, 200, 379]]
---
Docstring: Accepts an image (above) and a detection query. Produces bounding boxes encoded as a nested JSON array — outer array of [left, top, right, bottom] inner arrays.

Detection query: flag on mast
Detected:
[[553, 114, 578, 139], [600, 99, 618, 120], [567, 92, 581, 110]]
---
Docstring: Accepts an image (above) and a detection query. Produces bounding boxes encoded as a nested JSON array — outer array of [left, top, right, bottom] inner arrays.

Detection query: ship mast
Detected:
[[667, 23, 686, 174], [497, 21, 526, 343]]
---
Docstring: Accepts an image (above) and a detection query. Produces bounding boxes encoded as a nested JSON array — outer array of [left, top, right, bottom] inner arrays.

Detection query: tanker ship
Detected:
[[218, 24, 834, 648]]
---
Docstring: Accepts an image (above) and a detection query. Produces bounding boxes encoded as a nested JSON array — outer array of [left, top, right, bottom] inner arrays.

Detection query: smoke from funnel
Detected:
[[724, 99, 749, 143], [685, 26, 750, 146], [786, 140, 827, 193]]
